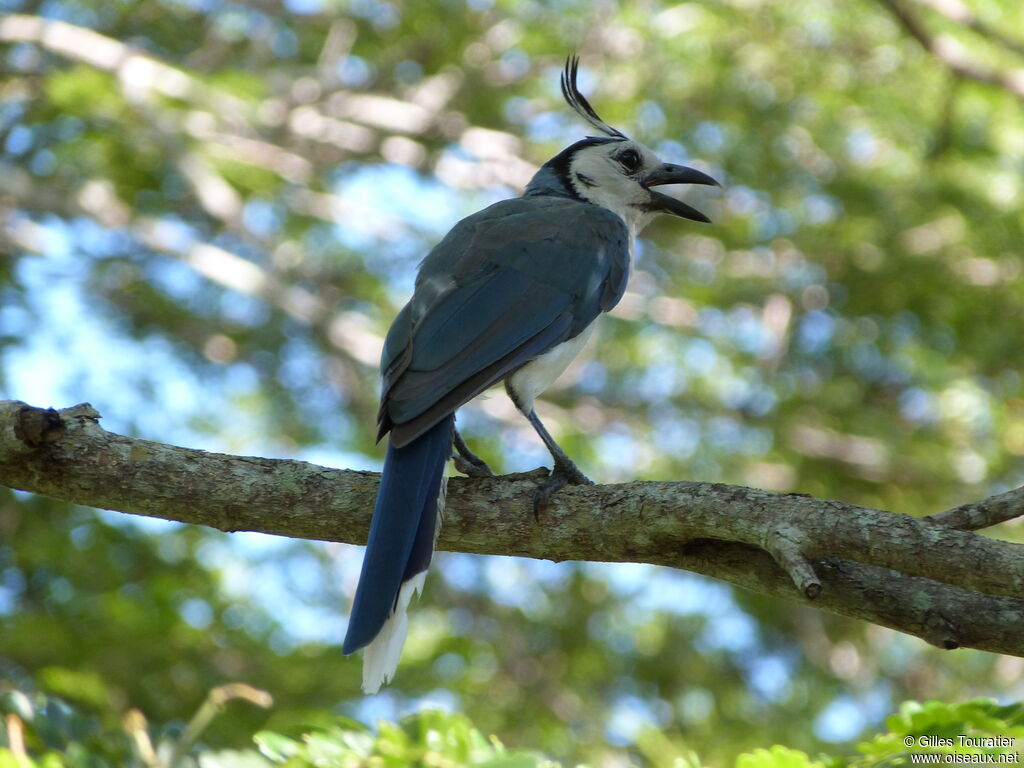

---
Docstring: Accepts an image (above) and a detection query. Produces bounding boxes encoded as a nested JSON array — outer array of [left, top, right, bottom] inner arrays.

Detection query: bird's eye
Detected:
[[617, 148, 642, 172]]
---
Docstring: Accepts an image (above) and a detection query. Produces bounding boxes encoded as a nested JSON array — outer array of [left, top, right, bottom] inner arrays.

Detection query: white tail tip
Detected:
[[360, 572, 425, 694], [358, 477, 446, 694]]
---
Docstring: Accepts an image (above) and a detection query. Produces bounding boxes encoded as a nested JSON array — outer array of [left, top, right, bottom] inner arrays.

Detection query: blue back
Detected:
[[378, 195, 630, 446]]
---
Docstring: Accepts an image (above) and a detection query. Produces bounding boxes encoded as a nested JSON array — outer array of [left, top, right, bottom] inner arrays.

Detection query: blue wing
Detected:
[[378, 195, 630, 446]]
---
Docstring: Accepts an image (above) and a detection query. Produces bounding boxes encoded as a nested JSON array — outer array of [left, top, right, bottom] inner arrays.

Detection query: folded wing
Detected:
[[377, 196, 631, 447]]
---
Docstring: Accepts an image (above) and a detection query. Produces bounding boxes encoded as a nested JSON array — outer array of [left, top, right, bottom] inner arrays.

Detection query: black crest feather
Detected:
[[560, 55, 627, 139]]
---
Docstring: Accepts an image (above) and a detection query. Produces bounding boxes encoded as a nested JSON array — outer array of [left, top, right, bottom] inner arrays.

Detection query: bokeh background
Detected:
[[2, 0, 1023, 764]]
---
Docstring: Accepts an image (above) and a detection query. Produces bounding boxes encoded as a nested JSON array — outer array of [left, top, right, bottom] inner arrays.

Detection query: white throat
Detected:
[[569, 179, 647, 235]]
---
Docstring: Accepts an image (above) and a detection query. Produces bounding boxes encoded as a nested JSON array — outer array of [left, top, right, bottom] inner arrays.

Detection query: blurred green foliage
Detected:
[[1, 689, 1021, 768], [2, 0, 1024, 765]]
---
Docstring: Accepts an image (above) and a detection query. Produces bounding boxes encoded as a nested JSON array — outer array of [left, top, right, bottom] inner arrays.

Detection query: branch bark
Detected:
[[2, 401, 1023, 657], [929, 486, 1024, 531]]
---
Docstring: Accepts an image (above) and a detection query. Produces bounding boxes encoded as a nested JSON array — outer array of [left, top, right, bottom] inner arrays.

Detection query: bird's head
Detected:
[[526, 56, 719, 233]]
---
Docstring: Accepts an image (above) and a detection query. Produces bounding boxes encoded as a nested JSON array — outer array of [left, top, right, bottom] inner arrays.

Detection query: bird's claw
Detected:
[[532, 461, 594, 520], [452, 453, 494, 478], [451, 429, 494, 478]]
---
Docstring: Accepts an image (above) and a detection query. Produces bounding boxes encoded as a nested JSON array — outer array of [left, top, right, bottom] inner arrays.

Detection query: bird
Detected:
[[343, 55, 719, 693]]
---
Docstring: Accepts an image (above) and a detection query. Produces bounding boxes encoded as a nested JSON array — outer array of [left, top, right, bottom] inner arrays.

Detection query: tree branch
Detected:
[[912, 0, 1024, 60], [929, 486, 1024, 530], [876, 0, 1024, 101], [2, 401, 1023, 657]]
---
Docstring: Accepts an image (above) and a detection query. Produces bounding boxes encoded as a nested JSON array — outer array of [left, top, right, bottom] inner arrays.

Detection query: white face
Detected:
[[566, 139, 663, 233]]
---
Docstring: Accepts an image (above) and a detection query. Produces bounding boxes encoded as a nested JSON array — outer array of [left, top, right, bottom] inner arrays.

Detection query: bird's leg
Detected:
[[524, 409, 594, 515], [451, 428, 494, 478]]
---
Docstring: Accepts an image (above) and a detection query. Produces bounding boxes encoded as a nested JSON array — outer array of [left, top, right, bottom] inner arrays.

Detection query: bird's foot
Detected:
[[533, 459, 594, 519], [452, 430, 494, 478], [453, 452, 494, 478]]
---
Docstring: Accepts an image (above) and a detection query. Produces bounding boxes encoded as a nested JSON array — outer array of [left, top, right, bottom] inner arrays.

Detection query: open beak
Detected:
[[641, 163, 720, 223]]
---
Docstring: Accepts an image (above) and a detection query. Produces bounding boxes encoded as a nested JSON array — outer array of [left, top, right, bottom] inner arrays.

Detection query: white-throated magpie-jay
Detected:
[[343, 56, 718, 692]]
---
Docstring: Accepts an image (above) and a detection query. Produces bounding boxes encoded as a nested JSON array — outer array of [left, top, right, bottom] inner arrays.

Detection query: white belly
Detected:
[[506, 323, 596, 413]]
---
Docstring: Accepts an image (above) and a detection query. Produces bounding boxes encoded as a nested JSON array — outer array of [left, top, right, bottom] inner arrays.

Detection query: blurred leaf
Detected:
[[737, 747, 823, 768], [36, 669, 110, 713]]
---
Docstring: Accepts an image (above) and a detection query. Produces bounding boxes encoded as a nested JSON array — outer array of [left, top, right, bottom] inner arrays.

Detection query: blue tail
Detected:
[[343, 414, 454, 655]]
